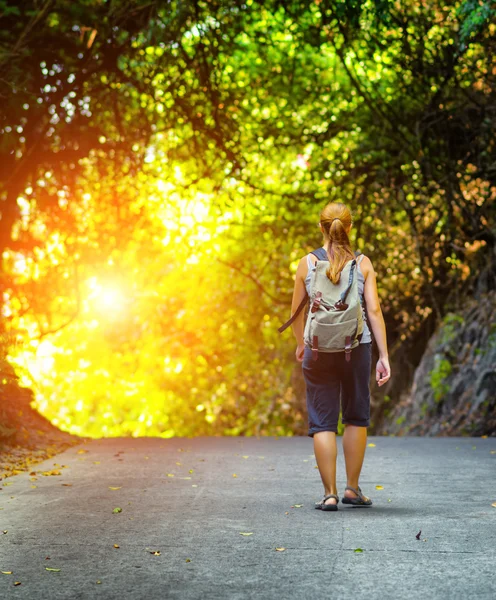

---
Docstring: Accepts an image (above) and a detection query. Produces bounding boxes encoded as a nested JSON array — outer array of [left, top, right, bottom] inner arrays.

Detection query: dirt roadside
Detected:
[[1, 378, 89, 482]]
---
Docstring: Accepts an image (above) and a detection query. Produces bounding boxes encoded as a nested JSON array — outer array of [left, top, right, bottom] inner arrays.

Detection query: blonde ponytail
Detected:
[[319, 202, 354, 284]]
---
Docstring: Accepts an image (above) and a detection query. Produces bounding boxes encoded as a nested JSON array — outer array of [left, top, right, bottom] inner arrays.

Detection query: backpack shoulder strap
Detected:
[[278, 248, 325, 334], [311, 247, 327, 261]]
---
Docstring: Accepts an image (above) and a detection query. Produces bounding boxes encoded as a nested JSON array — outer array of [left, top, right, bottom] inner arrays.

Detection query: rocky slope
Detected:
[[380, 289, 496, 436]]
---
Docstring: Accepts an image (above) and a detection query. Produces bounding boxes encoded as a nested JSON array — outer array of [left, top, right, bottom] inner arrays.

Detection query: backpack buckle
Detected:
[[344, 335, 353, 362], [312, 335, 319, 361], [311, 292, 322, 313]]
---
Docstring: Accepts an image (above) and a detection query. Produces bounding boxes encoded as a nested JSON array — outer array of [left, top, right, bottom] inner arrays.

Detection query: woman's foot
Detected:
[[323, 495, 338, 506], [315, 492, 339, 511], [342, 485, 372, 505], [344, 488, 370, 501]]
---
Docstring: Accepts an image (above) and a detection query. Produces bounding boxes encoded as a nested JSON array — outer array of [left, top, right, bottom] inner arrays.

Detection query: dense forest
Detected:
[[0, 0, 495, 439]]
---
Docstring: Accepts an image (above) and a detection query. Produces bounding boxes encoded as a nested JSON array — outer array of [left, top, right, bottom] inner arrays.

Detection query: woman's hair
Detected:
[[319, 202, 355, 284]]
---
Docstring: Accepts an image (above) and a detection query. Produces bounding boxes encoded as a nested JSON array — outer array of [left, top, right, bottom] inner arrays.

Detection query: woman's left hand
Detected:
[[295, 344, 305, 362]]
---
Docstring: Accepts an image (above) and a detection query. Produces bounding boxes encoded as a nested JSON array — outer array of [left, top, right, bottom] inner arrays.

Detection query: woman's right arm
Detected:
[[291, 256, 310, 362], [361, 256, 391, 387]]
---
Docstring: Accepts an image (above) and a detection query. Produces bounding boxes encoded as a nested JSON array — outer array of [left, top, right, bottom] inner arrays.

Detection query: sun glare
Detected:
[[86, 278, 126, 312]]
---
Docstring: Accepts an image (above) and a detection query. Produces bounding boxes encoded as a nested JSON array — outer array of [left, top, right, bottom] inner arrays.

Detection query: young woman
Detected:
[[291, 201, 391, 511]]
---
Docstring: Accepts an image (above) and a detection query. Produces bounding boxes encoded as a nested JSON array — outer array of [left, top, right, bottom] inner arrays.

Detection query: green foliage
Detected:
[[429, 356, 452, 403], [440, 313, 465, 345], [488, 323, 496, 350], [0, 0, 495, 436], [457, 1, 496, 45]]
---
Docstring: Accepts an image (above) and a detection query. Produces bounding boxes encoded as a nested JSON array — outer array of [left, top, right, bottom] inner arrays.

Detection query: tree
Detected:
[[1, 0, 495, 436]]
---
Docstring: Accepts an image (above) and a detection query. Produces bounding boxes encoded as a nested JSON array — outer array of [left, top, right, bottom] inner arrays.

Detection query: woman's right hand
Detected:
[[295, 344, 305, 362], [376, 357, 391, 386]]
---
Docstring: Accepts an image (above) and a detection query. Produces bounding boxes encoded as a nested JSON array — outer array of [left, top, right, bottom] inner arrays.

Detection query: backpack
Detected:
[[279, 248, 364, 362]]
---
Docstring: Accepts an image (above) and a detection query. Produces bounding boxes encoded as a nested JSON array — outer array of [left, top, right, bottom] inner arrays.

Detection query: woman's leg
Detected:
[[342, 424, 371, 501], [313, 431, 338, 505], [341, 343, 372, 502]]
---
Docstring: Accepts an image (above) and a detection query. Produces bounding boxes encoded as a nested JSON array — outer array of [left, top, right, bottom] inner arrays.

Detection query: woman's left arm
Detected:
[[291, 256, 309, 362]]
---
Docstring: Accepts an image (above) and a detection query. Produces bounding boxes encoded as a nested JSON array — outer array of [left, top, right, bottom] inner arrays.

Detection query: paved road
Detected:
[[1, 435, 495, 600]]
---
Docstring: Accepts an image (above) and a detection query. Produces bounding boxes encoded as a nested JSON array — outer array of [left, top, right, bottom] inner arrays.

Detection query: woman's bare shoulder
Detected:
[[295, 254, 313, 279], [358, 255, 375, 280]]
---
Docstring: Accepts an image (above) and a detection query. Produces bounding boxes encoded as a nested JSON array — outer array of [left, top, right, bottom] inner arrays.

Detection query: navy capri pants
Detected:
[[302, 342, 372, 437]]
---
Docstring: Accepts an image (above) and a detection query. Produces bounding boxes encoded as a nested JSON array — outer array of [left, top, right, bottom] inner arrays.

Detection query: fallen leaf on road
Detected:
[[354, 548, 363, 553], [45, 567, 61, 572], [77, 450, 88, 454], [109, 487, 121, 490], [166, 474, 175, 477], [1, 571, 13, 574], [232, 474, 238, 478], [112, 507, 122, 513], [239, 532, 253, 536], [242, 456, 249, 459], [93, 461, 101, 465], [491, 502, 496, 508], [185, 558, 191, 562], [367, 443, 376, 447], [292, 504, 303, 508], [490, 451, 496, 455], [150, 551, 160, 556], [62, 484, 72, 487], [275, 548, 285, 552], [416, 530, 421, 540], [41, 470, 61, 476], [375, 485, 384, 490], [14, 581, 21, 586], [113, 544, 120, 549], [3, 531, 7, 534]]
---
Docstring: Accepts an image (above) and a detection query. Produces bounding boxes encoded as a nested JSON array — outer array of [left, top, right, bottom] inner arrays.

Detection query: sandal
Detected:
[[341, 486, 372, 506], [315, 493, 339, 511]]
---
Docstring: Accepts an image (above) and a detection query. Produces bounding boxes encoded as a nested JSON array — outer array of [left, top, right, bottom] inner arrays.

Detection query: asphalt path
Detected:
[[1, 435, 495, 600]]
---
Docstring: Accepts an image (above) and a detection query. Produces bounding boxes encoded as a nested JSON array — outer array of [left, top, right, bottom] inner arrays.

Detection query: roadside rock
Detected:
[[380, 290, 496, 436]]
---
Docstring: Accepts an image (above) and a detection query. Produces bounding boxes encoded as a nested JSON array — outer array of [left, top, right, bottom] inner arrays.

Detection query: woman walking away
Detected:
[[290, 202, 391, 511]]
